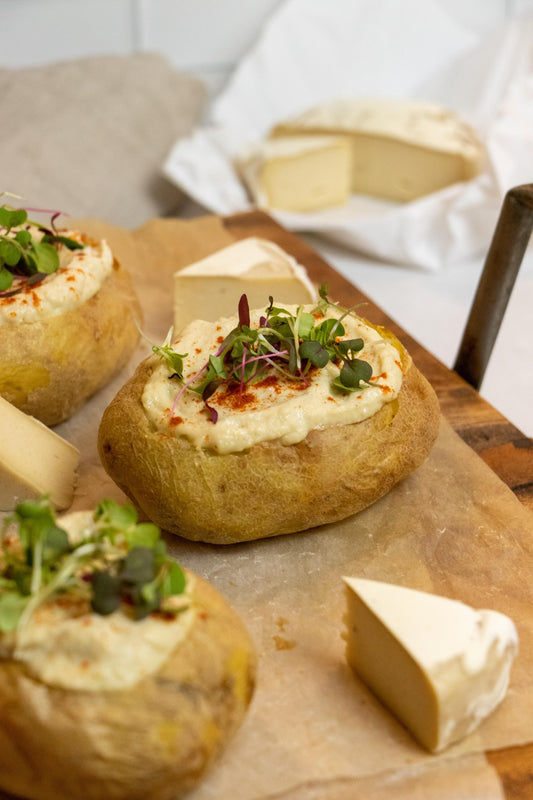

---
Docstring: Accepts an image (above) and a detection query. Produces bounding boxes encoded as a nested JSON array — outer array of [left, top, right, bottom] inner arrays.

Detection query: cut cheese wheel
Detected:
[[0, 395, 79, 511], [236, 135, 352, 212], [173, 237, 317, 333], [271, 98, 484, 202], [343, 577, 518, 751]]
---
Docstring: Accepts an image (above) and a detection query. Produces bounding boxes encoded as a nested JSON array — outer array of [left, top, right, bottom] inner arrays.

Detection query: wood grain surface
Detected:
[[223, 210, 533, 799]]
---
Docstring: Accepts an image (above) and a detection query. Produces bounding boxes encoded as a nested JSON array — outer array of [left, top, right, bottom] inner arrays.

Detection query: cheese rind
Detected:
[[0, 396, 79, 511], [173, 237, 317, 333], [237, 135, 352, 212], [343, 577, 518, 752], [271, 98, 484, 202]]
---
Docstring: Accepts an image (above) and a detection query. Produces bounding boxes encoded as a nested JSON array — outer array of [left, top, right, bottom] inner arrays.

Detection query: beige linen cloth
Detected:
[[0, 53, 207, 226]]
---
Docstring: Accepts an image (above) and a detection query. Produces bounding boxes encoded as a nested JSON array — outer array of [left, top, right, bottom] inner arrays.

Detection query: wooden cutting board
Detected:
[[223, 210, 533, 799]]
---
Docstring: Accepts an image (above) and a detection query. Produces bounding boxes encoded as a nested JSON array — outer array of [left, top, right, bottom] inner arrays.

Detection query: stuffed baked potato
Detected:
[[0, 204, 141, 426], [0, 498, 256, 800], [98, 293, 440, 544]]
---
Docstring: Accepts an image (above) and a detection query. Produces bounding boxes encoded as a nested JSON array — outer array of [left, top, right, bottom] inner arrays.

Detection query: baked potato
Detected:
[[0, 498, 256, 800], [98, 295, 440, 544], [0, 205, 141, 426]]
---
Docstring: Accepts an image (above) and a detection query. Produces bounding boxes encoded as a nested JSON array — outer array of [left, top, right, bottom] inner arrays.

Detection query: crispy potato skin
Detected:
[[0, 261, 142, 426], [0, 572, 256, 800], [98, 350, 441, 544]]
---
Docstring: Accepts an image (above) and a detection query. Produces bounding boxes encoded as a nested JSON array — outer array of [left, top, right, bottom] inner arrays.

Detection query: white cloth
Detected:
[[164, 0, 533, 270]]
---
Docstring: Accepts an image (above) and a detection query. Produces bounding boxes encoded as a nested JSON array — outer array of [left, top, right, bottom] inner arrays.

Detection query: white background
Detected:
[[1, 0, 532, 435], [1, 0, 531, 101]]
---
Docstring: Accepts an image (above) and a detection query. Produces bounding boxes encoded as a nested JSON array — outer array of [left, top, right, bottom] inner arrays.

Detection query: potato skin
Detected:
[[98, 349, 441, 544], [0, 260, 142, 426], [0, 571, 256, 800]]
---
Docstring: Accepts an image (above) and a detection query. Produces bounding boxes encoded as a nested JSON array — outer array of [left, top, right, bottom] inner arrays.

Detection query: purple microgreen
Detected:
[[203, 394, 219, 424], [50, 211, 61, 233], [188, 354, 227, 399], [171, 363, 209, 416], [238, 348, 247, 392], [17, 205, 67, 219], [155, 283, 374, 424], [238, 292, 250, 329]]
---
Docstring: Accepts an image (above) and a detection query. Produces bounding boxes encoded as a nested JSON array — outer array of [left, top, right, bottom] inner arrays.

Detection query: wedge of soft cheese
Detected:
[[343, 577, 518, 752], [237, 135, 352, 212], [173, 237, 317, 333], [0, 396, 79, 511], [271, 98, 484, 202]]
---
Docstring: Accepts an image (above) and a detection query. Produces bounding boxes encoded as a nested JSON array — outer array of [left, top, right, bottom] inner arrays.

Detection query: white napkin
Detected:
[[163, 0, 533, 271]]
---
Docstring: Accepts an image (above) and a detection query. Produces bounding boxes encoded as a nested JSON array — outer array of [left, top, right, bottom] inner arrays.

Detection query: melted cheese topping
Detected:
[[142, 305, 404, 454], [0, 228, 114, 325], [0, 512, 197, 691]]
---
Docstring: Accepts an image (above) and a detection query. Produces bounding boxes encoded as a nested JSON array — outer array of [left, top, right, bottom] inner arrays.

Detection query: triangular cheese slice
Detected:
[[343, 577, 518, 752], [173, 237, 316, 333], [0, 396, 79, 511]]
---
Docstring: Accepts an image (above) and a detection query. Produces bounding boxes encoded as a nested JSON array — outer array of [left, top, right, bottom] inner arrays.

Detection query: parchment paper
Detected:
[[8, 216, 533, 799]]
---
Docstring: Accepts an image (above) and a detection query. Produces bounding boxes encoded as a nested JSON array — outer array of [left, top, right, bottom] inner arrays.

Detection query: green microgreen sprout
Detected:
[[152, 327, 187, 380], [0, 195, 84, 295], [0, 496, 188, 633], [152, 285, 374, 424]]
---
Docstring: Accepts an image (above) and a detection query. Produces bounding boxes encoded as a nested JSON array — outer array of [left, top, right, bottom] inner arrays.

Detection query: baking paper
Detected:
[[2, 215, 533, 799], [163, 0, 533, 270]]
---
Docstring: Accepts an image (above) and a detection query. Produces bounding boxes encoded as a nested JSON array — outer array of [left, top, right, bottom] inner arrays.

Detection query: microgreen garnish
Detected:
[[153, 285, 374, 423], [0, 198, 84, 294], [152, 328, 187, 380], [0, 496, 187, 632]]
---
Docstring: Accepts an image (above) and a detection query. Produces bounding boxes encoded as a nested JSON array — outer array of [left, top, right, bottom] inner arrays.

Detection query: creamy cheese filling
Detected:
[[0, 512, 197, 691], [0, 228, 114, 325], [142, 305, 404, 454]]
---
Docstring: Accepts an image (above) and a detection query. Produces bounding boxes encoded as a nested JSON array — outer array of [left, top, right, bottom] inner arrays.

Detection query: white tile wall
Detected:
[[432, 0, 507, 33], [0, 0, 284, 97], [137, 0, 284, 95], [1, 0, 532, 98], [508, 0, 533, 15], [137, 0, 282, 63], [0, 0, 135, 67]]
